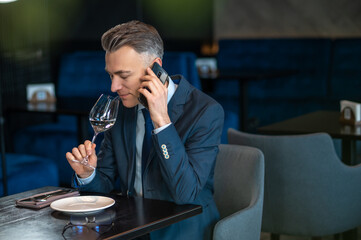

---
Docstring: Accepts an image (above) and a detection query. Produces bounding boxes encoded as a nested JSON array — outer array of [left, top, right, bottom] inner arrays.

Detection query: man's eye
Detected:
[[120, 75, 129, 81]]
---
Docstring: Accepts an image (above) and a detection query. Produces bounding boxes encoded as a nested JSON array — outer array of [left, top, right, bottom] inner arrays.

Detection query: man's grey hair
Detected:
[[101, 20, 164, 63]]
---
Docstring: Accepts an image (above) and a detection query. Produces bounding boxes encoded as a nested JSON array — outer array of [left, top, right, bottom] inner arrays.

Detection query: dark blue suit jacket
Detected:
[[75, 75, 224, 239]]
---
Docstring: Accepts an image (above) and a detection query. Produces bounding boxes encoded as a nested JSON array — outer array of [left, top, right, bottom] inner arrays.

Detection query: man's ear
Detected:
[[154, 57, 162, 67]]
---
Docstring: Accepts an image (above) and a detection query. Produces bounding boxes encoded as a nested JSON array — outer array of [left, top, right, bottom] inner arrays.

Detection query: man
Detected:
[[66, 20, 224, 240]]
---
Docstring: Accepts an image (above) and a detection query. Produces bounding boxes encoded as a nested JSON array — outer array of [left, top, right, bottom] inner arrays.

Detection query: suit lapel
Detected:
[[168, 75, 190, 123]]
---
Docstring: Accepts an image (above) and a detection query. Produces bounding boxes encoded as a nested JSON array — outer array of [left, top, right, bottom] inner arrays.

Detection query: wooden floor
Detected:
[[260, 226, 361, 240]]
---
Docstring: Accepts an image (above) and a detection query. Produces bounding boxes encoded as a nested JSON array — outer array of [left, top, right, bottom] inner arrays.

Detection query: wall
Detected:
[[0, 0, 51, 105], [0, 0, 139, 104], [214, 0, 361, 39]]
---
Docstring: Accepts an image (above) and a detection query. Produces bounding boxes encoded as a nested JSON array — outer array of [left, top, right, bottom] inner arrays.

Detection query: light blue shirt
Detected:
[[77, 78, 177, 196]]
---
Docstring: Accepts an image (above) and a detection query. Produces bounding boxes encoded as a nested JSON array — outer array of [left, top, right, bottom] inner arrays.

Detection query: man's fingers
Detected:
[[72, 147, 83, 159], [88, 153, 97, 166], [66, 152, 76, 162], [84, 140, 95, 155], [77, 144, 87, 158], [147, 66, 157, 77]]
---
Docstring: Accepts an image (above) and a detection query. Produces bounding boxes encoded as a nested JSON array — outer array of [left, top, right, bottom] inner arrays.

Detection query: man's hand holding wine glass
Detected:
[[65, 94, 119, 179], [66, 140, 97, 178]]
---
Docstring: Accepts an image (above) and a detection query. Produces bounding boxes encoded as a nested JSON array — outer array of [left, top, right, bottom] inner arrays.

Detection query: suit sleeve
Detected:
[[153, 102, 224, 204]]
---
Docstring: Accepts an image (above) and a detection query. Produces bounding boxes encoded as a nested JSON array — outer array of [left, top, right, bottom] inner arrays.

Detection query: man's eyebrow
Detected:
[[105, 69, 132, 75]]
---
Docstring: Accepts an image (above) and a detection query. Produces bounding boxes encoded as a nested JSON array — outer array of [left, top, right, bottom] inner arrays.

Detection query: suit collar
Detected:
[[168, 75, 192, 123]]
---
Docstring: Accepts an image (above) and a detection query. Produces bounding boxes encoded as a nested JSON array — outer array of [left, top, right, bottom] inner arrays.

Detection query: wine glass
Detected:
[[71, 94, 119, 169]]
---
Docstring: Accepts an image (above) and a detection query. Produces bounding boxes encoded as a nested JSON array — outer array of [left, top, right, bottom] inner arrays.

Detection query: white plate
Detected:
[[50, 196, 115, 213]]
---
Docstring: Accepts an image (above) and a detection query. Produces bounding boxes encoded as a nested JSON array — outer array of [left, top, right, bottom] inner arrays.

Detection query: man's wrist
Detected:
[[153, 122, 172, 134], [76, 169, 96, 185], [153, 117, 171, 129], [78, 170, 94, 179]]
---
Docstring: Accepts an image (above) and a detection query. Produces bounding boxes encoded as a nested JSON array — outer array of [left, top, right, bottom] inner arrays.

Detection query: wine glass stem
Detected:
[[91, 132, 99, 145], [81, 132, 99, 165]]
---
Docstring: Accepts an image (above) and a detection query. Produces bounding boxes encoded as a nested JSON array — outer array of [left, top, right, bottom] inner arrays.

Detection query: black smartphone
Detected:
[[138, 62, 170, 109]]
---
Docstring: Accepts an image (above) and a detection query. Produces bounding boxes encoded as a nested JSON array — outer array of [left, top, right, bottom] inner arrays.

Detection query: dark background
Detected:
[[0, 0, 213, 106], [1, 0, 360, 151]]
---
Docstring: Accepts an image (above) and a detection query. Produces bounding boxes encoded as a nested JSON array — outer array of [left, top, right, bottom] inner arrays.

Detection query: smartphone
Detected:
[[138, 62, 170, 109]]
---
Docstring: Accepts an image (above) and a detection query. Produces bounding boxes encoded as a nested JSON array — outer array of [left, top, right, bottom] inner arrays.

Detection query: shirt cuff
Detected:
[[76, 170, 96, 185], [153, 122, 172, 134]]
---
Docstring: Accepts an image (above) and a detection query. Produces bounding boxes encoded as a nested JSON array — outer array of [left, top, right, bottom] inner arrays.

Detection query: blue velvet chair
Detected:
[[213, 144, 264, 240], [0, 153, 59, 196], [228, 128, 361, 239], [56, 51, 111, 98], [163, 51, 202, 90]]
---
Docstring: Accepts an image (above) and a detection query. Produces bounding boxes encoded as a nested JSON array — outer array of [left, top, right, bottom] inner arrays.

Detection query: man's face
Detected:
[[105, 46, 148, 108]]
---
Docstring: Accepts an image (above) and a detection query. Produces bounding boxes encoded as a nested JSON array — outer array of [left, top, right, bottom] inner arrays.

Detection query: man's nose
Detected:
[[111, 78, 123, 93]]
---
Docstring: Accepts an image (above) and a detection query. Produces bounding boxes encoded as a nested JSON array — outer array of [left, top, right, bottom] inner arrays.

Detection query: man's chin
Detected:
[[121, 99, 139, 109]]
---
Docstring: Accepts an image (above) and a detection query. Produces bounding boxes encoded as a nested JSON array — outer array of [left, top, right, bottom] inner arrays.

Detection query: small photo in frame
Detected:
[[26, 83, 56, 103], [340, 100, 361, 125]]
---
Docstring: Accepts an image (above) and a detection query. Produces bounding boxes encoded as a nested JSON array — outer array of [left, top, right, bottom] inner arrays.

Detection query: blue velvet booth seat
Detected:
[[215, 39, 333, 129], [330, 38, 361, 101], [14, 119, 79, 186], [14, 50, 235, 186], [0, 153, 59, 196]]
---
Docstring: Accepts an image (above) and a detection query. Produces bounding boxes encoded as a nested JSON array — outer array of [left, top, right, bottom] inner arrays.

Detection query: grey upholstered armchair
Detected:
[[213, 144, 265, 240], [228, 128, 361, 239]]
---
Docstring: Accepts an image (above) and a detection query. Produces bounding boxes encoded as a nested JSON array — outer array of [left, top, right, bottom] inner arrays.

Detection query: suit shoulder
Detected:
[[185, 88, 224, 119], [173, 75, 224, 115], [191, 88, 223, 109]]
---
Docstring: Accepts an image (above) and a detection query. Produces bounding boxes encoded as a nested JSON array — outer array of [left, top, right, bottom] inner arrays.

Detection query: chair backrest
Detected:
[[57, 51, 112, 98], [162, 51, 202, 90], [228, 128, 361, 236], [213, 144, 264, 240]]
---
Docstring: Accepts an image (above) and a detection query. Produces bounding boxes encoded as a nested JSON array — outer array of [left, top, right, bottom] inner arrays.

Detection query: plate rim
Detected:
[[50, 195, 115, 213]]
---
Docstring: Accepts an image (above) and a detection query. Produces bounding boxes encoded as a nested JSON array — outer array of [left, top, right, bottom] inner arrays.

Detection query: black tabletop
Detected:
[[0, 186, 202, 240], [258, 111, 361, 140]]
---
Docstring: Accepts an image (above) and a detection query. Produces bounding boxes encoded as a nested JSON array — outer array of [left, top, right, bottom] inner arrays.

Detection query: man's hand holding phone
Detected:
[[138, 63, 171, 129]]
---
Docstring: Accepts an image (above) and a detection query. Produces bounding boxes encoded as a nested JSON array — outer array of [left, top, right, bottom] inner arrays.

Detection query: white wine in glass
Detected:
[[71, 94, 119, 169]]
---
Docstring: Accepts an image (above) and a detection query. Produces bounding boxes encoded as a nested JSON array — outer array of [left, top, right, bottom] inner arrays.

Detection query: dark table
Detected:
[[7, 97, 98, 142], [200, 69, 298, 131], [0, 186, 202, 240], [258, 110, 361, 165]]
